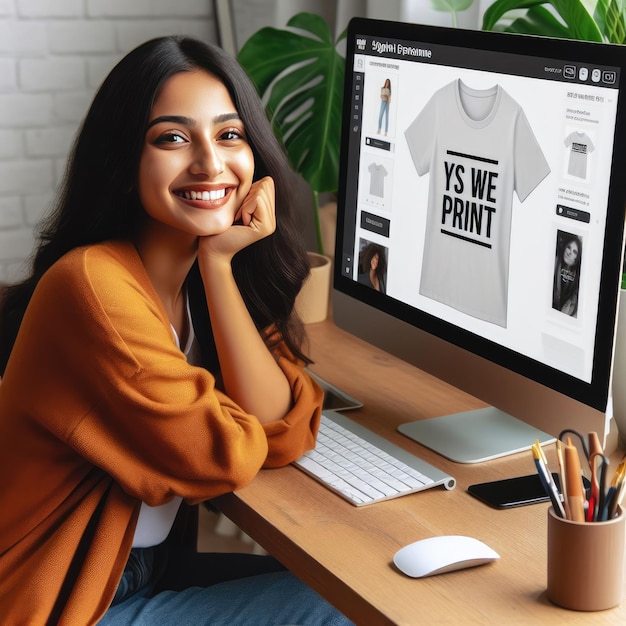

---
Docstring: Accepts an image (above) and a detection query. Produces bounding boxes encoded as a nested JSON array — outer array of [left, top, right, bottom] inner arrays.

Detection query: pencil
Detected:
[[564, 440, 586, 522], [556, 440, 571, 520]]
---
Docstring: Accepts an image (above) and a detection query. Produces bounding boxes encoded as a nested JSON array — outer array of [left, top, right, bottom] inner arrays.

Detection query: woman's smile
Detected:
[[173, 186, 232, 205]]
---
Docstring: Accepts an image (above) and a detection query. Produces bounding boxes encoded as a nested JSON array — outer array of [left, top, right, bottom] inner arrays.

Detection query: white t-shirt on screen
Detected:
[[405, 79, 550, 327]]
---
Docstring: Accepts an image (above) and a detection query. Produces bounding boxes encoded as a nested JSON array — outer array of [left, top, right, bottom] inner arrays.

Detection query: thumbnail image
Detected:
[[367, 161, 388, 198], [552, 230, 582, 317], [358, 153, 394, 213], [376, 78, 392, 136], [357, 238, 388, 294], [564, 129, 595, 181]]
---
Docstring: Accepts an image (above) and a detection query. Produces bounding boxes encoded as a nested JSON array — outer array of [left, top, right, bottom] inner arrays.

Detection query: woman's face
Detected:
[[138, 70, 254, 237], [370, 253, 379, 270], [563, 240, 579, 267]]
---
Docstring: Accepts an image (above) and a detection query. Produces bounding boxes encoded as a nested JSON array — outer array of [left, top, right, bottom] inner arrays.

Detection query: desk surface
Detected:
[[213, 319, 626, 625]]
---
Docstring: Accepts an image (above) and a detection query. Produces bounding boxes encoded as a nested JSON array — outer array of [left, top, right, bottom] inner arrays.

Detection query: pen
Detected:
[[599, 488, 615, 521], [532, 441, 565, 517], [586, 490, 596, 523], [536, 440, 566, 517], [564, 439, 586, 522], [556, 440, 571, 520], [609, 475, 626, 519], [607, 461, 626, 519], [587, 432, 603, 521], [590, 453, 609, 522]]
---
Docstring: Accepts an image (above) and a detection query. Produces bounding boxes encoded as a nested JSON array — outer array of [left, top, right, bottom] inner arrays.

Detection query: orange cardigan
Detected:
[[0, 241, 322, 625]]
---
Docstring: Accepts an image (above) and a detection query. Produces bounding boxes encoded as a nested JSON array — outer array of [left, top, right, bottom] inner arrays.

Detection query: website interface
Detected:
[[340, 33, 621, 385]]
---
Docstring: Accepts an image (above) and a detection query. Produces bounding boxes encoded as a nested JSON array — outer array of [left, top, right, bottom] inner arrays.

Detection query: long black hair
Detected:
[[0, 36, 311, 374]]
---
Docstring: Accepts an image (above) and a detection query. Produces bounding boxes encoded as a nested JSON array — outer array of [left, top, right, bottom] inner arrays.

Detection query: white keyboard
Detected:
[[294, 411, 456, 506]]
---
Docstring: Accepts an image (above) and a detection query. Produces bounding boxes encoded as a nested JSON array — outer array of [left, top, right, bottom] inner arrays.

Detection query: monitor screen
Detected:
[[333, 18, 626, 461]]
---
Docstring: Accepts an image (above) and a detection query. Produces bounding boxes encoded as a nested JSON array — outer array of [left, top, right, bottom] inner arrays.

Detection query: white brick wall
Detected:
[[0, 0, 218, 282]]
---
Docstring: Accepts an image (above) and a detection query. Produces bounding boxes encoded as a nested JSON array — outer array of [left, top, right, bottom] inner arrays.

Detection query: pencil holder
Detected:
[[547, 506, 624, 611]]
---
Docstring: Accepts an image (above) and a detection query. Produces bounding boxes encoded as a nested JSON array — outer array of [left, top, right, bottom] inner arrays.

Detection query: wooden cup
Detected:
[[547, 506, 624, 611]]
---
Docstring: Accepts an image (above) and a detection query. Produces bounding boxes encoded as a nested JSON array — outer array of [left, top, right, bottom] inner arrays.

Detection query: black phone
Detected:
[[468, 473, 563, 509]]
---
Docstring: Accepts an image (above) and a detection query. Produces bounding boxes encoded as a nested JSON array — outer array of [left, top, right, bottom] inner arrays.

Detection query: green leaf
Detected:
[[430, 0, 475, 11], [503, 6, 573, 38], [237, 12, 345, 194], [482, 0, 547, 31], [287, 12, 333, 43], [595, 0, 626, 43], [549, 0, 605, 40], [482, 0, 605, 41]]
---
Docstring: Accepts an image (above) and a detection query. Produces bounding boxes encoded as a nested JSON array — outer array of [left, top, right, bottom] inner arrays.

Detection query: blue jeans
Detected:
[[378, 99, 389, 133], [99, 547, 353, 625]]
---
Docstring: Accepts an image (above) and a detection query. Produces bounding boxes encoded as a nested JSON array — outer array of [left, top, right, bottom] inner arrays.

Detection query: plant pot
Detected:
[[613, 289, 626, 446], [295, 252, 332, 324], [319, 201, 337, 260]]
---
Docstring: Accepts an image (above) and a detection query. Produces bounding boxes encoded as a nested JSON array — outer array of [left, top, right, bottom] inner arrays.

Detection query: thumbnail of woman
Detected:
[[358, 242, 388, 294], [377, 78, 391, 136], [552, 231, 582, 317]]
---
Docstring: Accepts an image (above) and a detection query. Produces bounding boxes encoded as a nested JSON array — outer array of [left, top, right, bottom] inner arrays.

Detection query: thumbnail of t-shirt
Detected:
[[405, 79, 550, 327], [564, 131, 594, 179], [368, 162, 388, 198]]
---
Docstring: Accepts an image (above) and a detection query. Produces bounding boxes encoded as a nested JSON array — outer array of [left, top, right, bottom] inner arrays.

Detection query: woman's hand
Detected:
[[198, 176, 276, 263], [197, 175, 292, 423]]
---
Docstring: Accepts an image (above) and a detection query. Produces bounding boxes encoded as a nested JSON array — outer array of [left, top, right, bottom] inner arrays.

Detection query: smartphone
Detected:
[[468, 473, 564, 509]]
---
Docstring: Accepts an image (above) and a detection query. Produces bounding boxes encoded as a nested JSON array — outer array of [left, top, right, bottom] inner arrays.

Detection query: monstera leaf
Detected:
[[482, 0, 624, 42], [238, 13, 345, 196]]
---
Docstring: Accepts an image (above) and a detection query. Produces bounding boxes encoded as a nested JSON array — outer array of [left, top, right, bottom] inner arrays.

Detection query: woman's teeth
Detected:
[[179, 189, 226, 201]]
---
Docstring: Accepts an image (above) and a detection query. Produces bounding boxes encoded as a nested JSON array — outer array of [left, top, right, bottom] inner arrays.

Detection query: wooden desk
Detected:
[[213, 319, 626, 625]]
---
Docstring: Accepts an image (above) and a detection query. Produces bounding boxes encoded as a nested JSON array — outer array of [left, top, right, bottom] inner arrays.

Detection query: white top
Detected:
[[132, 297, 199, 547], [405, 79, 550, 327], [564, 130, 594, 179], [368, 162, 388, 198]]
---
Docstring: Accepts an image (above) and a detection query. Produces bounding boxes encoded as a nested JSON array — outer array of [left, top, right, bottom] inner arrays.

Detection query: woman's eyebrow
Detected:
[[214, 112, 241, 124], [147, 113, 241, 129], [147, 115, 195, 129]]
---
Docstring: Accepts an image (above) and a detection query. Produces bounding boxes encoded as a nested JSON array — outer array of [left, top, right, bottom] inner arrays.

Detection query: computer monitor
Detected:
[[333, 18, 626, 462]]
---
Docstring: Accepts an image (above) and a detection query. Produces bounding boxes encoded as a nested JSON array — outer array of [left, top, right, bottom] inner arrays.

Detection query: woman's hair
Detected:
[[359, 242, 387, 279], [0, 36, 311, 373]]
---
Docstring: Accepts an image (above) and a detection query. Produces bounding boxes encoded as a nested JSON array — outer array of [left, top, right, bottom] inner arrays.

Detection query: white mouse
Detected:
[[393, 535, 500, 578]]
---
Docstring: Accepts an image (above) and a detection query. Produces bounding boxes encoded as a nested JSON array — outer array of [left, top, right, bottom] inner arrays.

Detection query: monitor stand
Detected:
[[398, 407, 555, 464]]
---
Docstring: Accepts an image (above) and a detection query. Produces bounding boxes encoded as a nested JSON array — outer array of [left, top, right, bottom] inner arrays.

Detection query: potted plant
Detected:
[[237, 12, 345, 254], [237, 12, 346, 322]]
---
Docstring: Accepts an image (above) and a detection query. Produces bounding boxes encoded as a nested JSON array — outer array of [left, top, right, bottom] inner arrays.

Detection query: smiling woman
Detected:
[[0, 36, 353, 626]]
